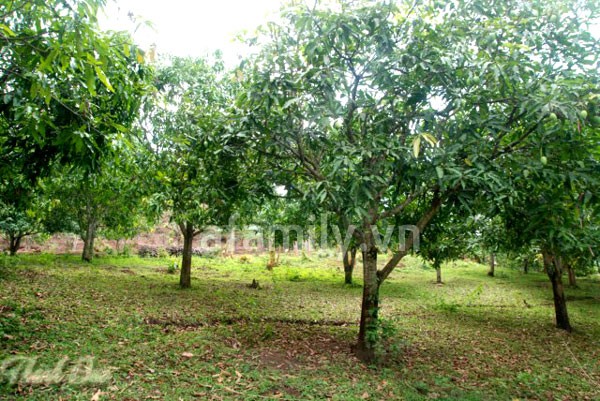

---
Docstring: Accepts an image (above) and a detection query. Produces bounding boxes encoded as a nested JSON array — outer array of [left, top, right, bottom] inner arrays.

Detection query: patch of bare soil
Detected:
[[20, 268, 47, 281], [257, 349, 301, 371], [249, 325, 356, 372]]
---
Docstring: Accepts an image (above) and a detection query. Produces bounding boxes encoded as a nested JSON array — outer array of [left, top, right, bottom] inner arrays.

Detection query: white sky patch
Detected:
[[99, 0, 600, 69], [99, 0, 285, 65]]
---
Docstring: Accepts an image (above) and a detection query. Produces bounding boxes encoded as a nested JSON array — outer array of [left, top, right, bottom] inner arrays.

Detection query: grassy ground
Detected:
[[0, 252, 599, 400]]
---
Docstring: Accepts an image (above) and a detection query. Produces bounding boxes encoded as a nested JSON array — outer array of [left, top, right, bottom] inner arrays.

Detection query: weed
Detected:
[[434, 297, 460, 313], [287, 272, 303, 282], [167, 262, 178, 274], [463, 284, 484, 306], [261, 323, 275, 340]]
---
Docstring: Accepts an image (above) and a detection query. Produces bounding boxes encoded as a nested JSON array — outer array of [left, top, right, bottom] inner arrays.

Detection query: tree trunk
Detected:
[[434, 260, 442, 284], [8, 234, 22, 256], [487, 253, 495, 277], [566, 263, 577, 287], [343, 246, 357, 285], [355, 240, 379, 363], [351, 195, 442, 363], [523, 258, 529, 274], [543, 251, 572, 332], [179, 222, 194, 289], [81, 221, 97, 262]]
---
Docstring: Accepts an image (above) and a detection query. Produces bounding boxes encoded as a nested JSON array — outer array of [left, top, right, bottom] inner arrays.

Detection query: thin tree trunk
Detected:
[[543, 251, 572, 332], [9, 234, 22, 256], [523, 258, 529, 274], [435, 260, 442, 284], [487, 253, 496, 277], [352, 194, 442, 363], [81, 221, 97, 262], [343, 246, 357, 285], [566, 263, 577, 287], [355, 239, 379, 363], [179, 222, 194, 289]]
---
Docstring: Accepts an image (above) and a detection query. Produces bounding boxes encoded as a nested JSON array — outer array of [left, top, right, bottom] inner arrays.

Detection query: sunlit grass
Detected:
[[0, 253, 598, 400]]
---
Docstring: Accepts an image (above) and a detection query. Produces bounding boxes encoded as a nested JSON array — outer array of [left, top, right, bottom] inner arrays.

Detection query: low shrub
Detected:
[[165, 246, 221, 258], [138, 246, 160, 258]]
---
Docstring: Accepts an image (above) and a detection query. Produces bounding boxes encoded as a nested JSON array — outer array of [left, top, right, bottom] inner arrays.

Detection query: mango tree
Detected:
[[145, 56, 253, 288], [46, 153, 150, 262], [0, 0, 150, 179], [497, 127, 599, 331], [0, 175, 47, 255], [419, 207, 471, 284], [241, 0, 600, 361]]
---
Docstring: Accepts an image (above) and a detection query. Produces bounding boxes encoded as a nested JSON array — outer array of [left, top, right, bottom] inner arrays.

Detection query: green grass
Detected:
[[0, 253, 599, 400]]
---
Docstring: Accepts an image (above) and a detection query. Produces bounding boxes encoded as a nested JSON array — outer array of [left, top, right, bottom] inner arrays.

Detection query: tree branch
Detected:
[[494, 122, 540, 158], [379, 189, 422, 220], [377, 191, 443, 283]]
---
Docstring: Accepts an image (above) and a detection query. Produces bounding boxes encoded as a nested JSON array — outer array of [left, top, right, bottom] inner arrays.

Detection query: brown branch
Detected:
[[288, 133, 325, 181], [491, 104, 528, 156], [494, 122, 540, 159], [377, 192, 443, 283], [343, 75, 361, 144], [379, 190, 421, 220]]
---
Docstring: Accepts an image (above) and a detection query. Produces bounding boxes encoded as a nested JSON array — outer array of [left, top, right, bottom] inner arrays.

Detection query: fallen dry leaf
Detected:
[[90, 390, 103, 401]]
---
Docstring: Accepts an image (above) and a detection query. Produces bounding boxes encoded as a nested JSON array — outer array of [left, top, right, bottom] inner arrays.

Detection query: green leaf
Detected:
[[112, 123, 128, 132], [86, 68, 96, 96], [94, 66, 114, 92], [0, 24, 16, 37], [38, 49, 59, 72], [283, 97, 301, 110]]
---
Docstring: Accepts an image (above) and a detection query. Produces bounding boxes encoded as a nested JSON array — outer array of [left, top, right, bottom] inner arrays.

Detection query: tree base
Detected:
[[556, 323, 573, 333], [352, 342, 376, 364]]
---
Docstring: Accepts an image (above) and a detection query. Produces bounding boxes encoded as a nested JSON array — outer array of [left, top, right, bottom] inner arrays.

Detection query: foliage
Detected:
[[140, 246, 217, 258], [493, 115, 600, 275], [144, 55, 252, 232], [143, 54, 267, 286], [419, 206, 471, 271], [45, 154, 150, 261], [137, 245, 161, 258], [0, 0, 152, 178], [0, 175, 47, 254]]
